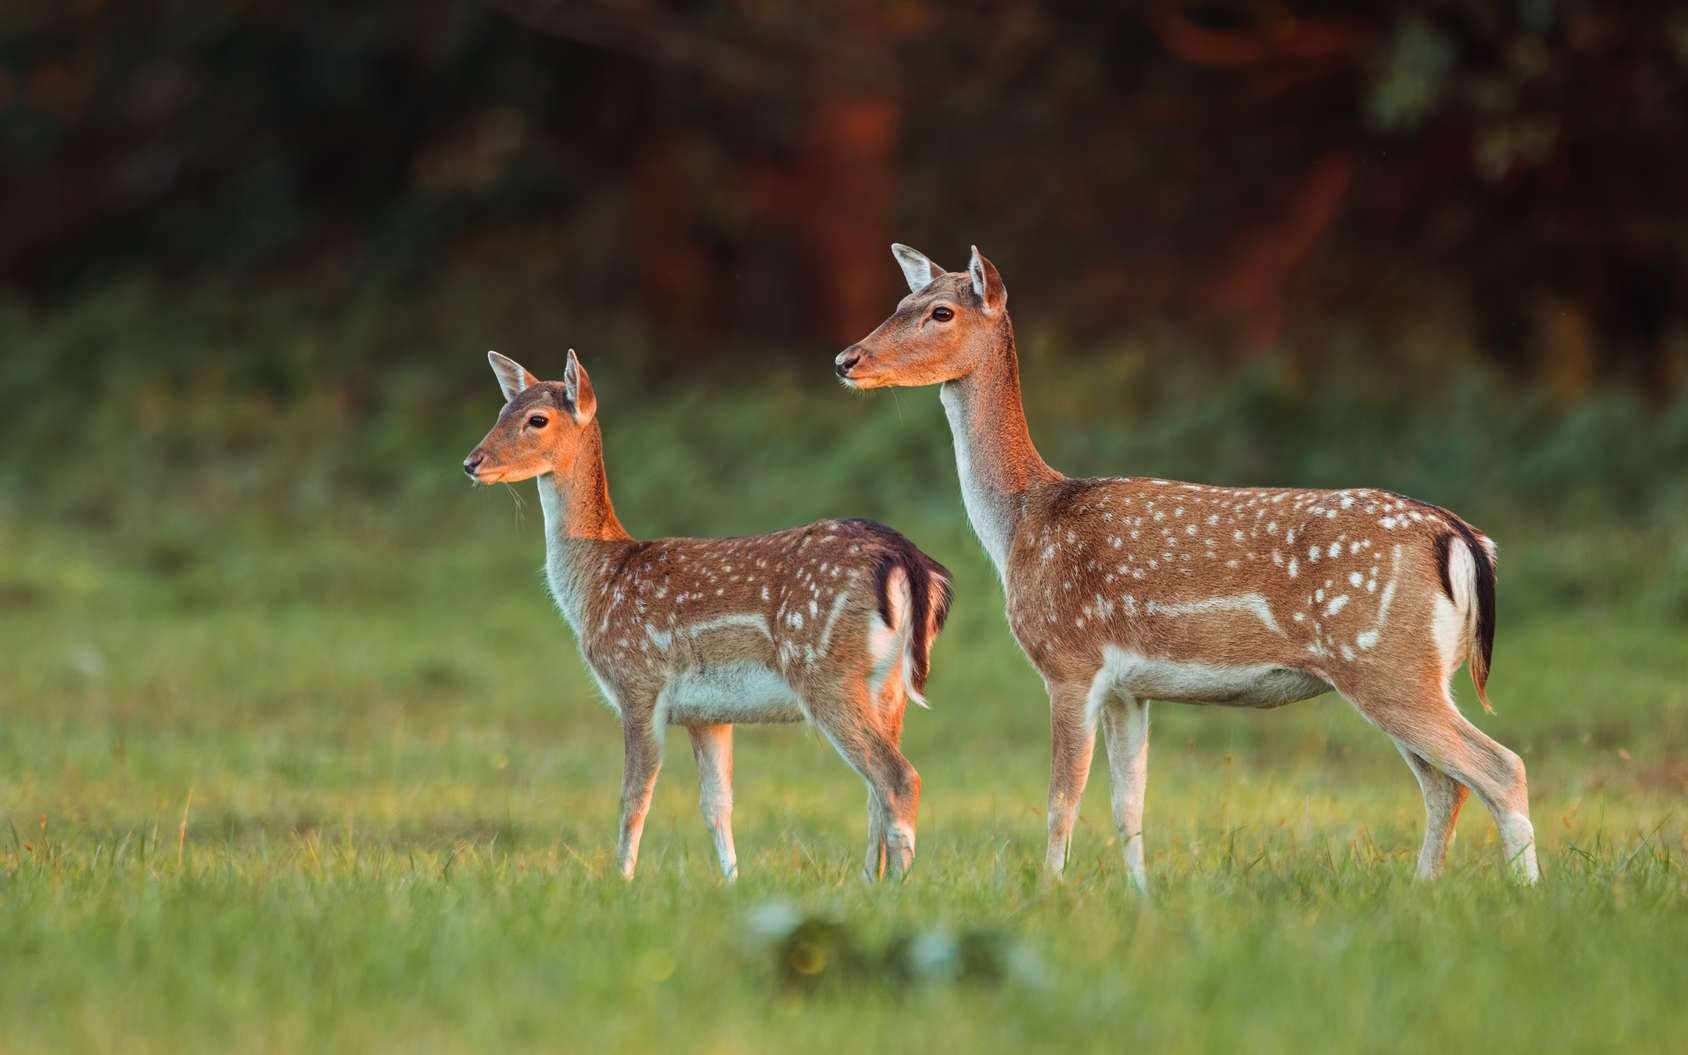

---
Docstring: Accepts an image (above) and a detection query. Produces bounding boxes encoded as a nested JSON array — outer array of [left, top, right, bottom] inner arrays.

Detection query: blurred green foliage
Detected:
[[2, 279, 1685, 627], [4, 278, 1685, 520], [1, 283, 1684, 1055]]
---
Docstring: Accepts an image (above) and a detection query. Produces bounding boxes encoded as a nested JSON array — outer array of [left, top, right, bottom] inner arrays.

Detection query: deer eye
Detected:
[[931, 306, 954, 322], [527, 414, 549, 428]]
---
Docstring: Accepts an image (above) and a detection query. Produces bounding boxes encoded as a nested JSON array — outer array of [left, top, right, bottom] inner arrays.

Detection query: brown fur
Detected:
[[1003, 477, 1483, 691], [837, 246, 1538, 885], [466, 350, 950, 881]]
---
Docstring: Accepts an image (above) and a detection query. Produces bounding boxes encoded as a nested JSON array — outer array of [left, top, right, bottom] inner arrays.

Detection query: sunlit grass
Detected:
[[2, 333, 1685, 1051], [3, 508, 1684, 1052]]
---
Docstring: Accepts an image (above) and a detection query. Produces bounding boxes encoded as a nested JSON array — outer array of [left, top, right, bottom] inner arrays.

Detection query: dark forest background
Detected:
[[5, 0, 1687, 392]]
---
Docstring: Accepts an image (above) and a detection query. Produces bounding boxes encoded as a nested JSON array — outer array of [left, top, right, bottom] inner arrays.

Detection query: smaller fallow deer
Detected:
[[836, 244, 1540, 888], [464, 349, 951, 881]]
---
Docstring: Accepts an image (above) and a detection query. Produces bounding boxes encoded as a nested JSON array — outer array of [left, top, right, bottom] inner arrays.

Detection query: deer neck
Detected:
[[938, 321, 1059, 575], [536, 426, 632, 633]]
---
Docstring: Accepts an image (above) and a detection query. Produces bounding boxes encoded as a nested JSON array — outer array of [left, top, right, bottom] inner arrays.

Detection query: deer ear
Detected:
[[562, 348, 597, 425], [968, 245, 1006, 314], [487, 350, 539, 402], [892, 243, 944, 293]]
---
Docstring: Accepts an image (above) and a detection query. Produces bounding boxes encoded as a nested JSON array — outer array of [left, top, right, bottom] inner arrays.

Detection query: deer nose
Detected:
[[835, 347, 863, 378], [462, 452, 484, 477]]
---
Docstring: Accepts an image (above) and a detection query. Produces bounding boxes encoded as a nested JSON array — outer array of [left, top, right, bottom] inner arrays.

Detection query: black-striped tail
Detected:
[[1436, 520, 1497, 712], [847, 520, 953, 695]]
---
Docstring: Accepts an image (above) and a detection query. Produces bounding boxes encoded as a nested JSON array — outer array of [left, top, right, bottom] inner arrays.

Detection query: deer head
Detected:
[[834, 244, 1009, 389], [463, 349, 599, 484]]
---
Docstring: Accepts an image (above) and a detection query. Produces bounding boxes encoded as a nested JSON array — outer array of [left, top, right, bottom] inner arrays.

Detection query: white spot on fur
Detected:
[[1145, 593, 1285, 636], [643, 611, 773, 651], [1350, 544, 1403, 651]]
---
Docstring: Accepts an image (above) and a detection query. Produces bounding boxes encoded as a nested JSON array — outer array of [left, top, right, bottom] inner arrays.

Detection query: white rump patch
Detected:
[[1434, 536, 1477, 674], [867, 566, 926, 707]]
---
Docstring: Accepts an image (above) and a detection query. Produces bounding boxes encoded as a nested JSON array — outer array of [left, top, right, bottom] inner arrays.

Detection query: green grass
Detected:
[[2, 305, 1686, 1052], [4, 509, 1685, 1052]]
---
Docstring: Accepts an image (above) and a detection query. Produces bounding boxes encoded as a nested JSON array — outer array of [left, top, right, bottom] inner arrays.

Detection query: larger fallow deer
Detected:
[[835, 245, 1539, 888], [464, 349, 951, 881]]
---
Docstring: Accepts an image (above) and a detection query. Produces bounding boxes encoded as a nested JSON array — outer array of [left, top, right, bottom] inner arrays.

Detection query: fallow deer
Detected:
[[464, 349, 951, 881], [835, 245, 1539, 888]]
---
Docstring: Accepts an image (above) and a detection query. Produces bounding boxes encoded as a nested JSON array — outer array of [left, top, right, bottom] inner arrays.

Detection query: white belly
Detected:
[[1096, 645, 1330, 710], [658, 662, 807, 726]]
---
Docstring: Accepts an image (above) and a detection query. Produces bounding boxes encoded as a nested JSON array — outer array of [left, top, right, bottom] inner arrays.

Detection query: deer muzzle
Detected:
[[834, 346, 865, 381]]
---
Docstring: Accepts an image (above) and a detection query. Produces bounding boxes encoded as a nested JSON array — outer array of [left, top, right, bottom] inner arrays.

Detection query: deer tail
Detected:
[[1437, 521, 1498, 713]]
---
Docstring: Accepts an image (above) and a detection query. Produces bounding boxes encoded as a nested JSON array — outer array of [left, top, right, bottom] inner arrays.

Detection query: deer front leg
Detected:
[[1046, 681, 1098, 876], [688, 724, 737, 881], [1100, 694, 1151, 894], [617, 713, 664, 880]]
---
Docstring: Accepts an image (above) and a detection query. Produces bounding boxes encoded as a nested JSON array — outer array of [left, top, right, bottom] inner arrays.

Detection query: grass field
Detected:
[[2, 324, 1685, 1052]]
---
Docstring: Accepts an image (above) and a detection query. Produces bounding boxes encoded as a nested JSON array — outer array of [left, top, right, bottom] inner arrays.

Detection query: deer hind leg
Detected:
[[1348, 678, 1538, 883], [616, 712, 665, 880], [1100, 694, 1151, 894], [808, 683, 921, 881], [861, 698, 908, 882], [1435, 709, 1537, 883], [688, 723, 737, 881], [1046, 681, 1099, 876], [864, 788, 888, 881], [1392, 739, 1469, 879]]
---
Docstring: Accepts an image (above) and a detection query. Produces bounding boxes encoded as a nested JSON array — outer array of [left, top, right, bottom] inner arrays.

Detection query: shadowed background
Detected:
[[0, 3, 1685, 1053]]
